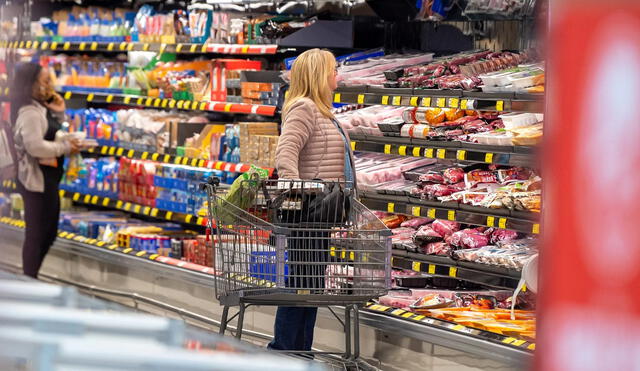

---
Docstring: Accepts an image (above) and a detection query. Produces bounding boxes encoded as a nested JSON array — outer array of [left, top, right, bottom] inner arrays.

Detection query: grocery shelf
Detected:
[[359, 192, 540, 235], [58, 189, 208, 229], [350, 133, 536, 167], [391, 250, 522, 289], [0, 217, 534, 364], [334, 87, 544, 113], [85, 145, 275, 176], [57, 89, 278, 116], [0, 39, 279, 55]]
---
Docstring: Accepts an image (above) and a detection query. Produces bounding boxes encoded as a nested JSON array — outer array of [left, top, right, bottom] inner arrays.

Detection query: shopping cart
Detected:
[[201, 176, 391, 364]]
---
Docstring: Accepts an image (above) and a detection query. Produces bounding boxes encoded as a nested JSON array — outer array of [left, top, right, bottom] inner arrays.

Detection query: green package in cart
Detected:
[[215, 166, 269, 224]]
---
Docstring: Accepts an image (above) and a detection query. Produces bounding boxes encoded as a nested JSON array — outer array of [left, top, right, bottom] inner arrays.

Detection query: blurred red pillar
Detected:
[[539, 1, 640, 370]]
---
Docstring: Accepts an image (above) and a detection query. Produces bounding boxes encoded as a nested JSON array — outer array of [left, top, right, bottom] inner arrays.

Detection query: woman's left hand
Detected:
[[45, 92, 66, 113]]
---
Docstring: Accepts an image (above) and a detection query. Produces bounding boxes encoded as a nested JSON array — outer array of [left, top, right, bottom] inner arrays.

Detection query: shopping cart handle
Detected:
[[200, 176, 221, 191]]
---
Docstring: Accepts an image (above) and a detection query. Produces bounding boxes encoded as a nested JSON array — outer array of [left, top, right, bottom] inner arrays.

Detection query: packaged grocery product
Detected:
[[443, 108, 464, 122], [509, 123, 543, 146], [431, 220, 460, 237], [414, 225, 443, 244], [454, 293, 497, 309], [410, 294, 454, 310], [464, 169, 498, 188], [400, 217, 434, 229], [422, 242, 452, 256], [380, 214, 408, 229], [443, 167, 465, 184], [490, 229, 519, 245], [447, 229, 489, 249]]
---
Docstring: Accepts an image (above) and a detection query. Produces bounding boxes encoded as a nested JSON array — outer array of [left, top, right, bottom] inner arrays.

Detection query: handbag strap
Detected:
[[1, 120, 18, 167], [330, 118, 358, 191]]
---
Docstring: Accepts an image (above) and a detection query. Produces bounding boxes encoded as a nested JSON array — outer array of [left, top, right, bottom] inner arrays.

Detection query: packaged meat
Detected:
[[400, 217, 434, 229], [465, 170, 499, 188], [462, 119, 492, 133], [381, 214, 408, 229], [448, 229, 489, 249], [420, 108, 446, 125], [414, 225, 443, 244], [410, 294, 454, 310], [392, 227, 417, 236], [431, 220, 461, 238], [443, 167, 465, 184], [454, 294, 497, 309], [418, 172, 445, 184], [497, 167, 534, 183], [468, 131, 514, 146], [422, 242, 452, 256], [426, 184, 456, 198], [444, 108, 465, 122]]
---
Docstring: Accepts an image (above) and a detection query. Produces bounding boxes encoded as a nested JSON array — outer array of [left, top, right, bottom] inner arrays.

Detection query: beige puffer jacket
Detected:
[[276, 97, 350, 181]]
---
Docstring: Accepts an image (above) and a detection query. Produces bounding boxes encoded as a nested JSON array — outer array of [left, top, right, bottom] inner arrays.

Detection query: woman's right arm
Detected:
[[17, 107, 69, 158], [275, 101, 314, 179]]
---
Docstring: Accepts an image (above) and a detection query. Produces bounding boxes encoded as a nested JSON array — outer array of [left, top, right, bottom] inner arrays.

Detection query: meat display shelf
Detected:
[[85, 145, 275, 176], [334, 87, 544, 113], [0, 39, 279, 55], [57, 89, 278, 116], [58, 189, 208, 229], [391, 250, 522, 289], [0, 217, 534, 363], [350, 133, 536, 167], [359, 192, 540, 235]]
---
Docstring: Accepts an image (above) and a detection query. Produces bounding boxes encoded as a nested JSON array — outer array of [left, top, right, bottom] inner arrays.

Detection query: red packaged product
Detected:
[[463, 119, 492, 133], [428, 184, 456, 198], [423, 242, 452, 256], [490, 229, 519, 245], [401, 217, 434, 229], [414, 225, 443, 244], [431, 220, 460, 238], [443, 168, 465, 184], [418, 172, 445, 184], [381, 215, 408, 229], [465, 170, 498, 188]]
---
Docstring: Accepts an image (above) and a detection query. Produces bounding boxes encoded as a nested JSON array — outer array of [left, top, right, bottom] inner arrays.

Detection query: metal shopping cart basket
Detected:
[[201, 176, 391, 364]]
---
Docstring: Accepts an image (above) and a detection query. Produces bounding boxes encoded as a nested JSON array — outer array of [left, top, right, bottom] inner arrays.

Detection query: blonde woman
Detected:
[[269, 49, 356, 352]]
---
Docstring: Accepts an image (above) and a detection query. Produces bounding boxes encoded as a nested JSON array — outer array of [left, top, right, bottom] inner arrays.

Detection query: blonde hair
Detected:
[[283, 49, 336, 119]]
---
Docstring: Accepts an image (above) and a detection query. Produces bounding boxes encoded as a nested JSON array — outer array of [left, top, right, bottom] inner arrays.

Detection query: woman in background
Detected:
[[270, 49, 356, 352], [11, 62, 80, 278]]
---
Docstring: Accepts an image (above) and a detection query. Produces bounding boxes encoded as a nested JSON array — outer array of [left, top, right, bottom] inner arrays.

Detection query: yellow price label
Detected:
[[102, 198, 110, 207], [436, 148, 446, 159], [387, 203, 395, 213], [412, 261, 421, 272], [502, 337, 517, 344], [91, 195, 98, 204], [127, 43, 134, 51], [428, 264, 436, 274], [32, 41, 39, 49], [72, 193, 80, 201], [86, 93, 94, 102], [151, 153, 159, 161], [512, 340, 526, 346], [106, 95, 113, 103], [191, 158, 198, 167], [64, 91, 72, 100], [410, 96, 419, 106], [122, 248, 132, 254], [381, 96, 389, 105], [333, 93, 341, 103], [223, 103, 232, 112], [107, 42, 114, 51], [124, 203, 132, 211], [421, 97, 431, 107], [40, 41, 49, 50], [384, 144, 391, 154], [100, 146, 108, 155], [154, 98, 161, 107], [127, 149, 134, 158], [116, 200, 123, 209], [185, 215, 193, 223], [401, 312, 414, 318], [392, 96, 401, 105], [176, 44, 183, 52], [163, 155, 171, 163], [177, 100, 184, 109], [398, 146, 407, 156], [427, 209, 436, 219], [412, 315, 426, 321], [436, 98, 446, 107], [198, 159, 205, 167], [181, 157, 189, 165], [162, 99, 169, 108], [456, 150, 466, 161], [63, 42, 71, 50], [169, 100, 176, 108], [90, 42, 97, 50], [412, 206, 421, 217], [143, 43, 150, 51], [484, 153, 494, 163], [174, 156, 182, 164], [391, 309, 406, 316], [123, 96, 131, 104], [150, 208, 159, 217], [199, 102, 207, 111], [351, 141, 356, 151], [460, 99, 468, 110], [136, 251, 146, 257], [200, 44, 208, 53], [412, 147, 421, 157], [83, 194, 91, 203], [496, 100, 504, 111], [425, 148, 434, 158], [487, 216, 495, 227], [499, 218, 507, 229], [145, 97, 153, 106], [532, 223, 540, 234], [357, 94, 365, 104], [449, 267, 457, 277], [452, 324, 466, 331], [133, 205, 141, 213], [190, 44, 198, 53], [119, 42, 127, 50], [447, 210, 456, 221], [79, 42, 86, 50], [449, 98, 459, 108], [528, 344, 536, 350]]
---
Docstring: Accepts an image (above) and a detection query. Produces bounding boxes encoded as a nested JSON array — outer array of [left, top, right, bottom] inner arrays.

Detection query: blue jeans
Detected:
[[268, 306, 318, 351]]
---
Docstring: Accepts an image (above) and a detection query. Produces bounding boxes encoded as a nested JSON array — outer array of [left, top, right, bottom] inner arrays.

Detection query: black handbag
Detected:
[[300, 181, 351, 224]]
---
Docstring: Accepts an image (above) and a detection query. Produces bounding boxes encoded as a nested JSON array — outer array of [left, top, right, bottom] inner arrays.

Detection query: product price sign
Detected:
[[539, 3, 640, 371]]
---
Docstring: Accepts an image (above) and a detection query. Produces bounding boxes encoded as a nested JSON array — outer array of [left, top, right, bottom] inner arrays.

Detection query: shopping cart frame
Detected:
[[201, 176, 391, 364]]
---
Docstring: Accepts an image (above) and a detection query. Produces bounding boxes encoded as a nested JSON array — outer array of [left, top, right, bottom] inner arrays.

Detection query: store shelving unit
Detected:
[[333, 87, 544, 113], [0, 40, 279, 55], [85, 145, 274, 176]]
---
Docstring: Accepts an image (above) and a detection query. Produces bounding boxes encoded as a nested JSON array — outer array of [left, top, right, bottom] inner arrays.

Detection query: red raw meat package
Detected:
[[428, 184, 456, 198], [419, 172, 445, 184], [423, 242, 452, 256], [490, 229, 519, 245], [450, 182, 466, 192], [443, 167, 465, 184], [431, 220, 461, 238], [463, 119, 492, 133], [497, 167, 534, 183], [401, 217, 434, 229], [414, 225, 444, 244], [448, 229, 488, 249]]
